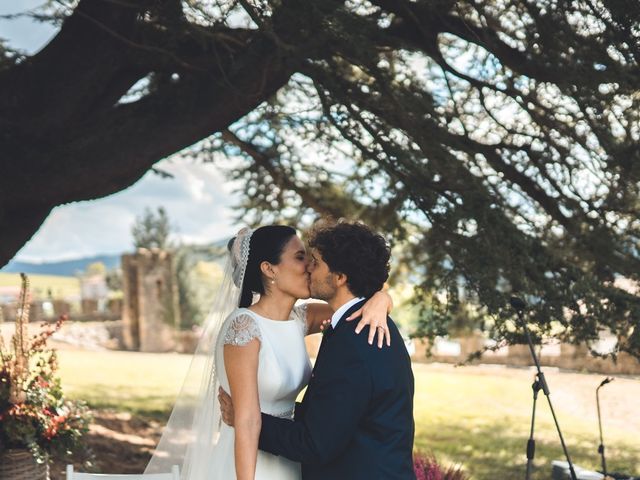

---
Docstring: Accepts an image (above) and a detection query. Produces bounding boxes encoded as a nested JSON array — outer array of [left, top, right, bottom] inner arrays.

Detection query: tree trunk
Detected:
[[0, 0, 315, 266]]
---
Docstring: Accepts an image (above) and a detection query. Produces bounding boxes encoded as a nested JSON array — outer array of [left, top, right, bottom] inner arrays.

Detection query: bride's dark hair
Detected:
[[228, 225, 297, 307]]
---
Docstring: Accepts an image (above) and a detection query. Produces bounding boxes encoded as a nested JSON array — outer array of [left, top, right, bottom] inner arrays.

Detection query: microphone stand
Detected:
[[596, 377, 614, 477], [511, 297, 578, 480], [526, 375, 542, 480]]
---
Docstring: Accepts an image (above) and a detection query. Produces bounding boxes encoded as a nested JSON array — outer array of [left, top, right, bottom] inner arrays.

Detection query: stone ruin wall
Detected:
[[121, 248, 181, 353]]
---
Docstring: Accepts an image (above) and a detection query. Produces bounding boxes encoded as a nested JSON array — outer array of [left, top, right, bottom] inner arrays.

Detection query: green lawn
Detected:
[[57, 350, 640, 479], [0, 272, 80, 299], [58, 350, 191, 417], [410, 364, 639, 479]]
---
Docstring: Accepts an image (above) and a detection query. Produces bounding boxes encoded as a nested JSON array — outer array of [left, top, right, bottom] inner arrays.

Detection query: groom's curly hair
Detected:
[[308, 221, 390, 298]]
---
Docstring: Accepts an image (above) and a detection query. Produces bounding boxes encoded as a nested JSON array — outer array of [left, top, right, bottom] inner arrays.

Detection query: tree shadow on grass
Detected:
[[53, 385, 176, 478], [415, 417, 640, 480], [61, 386, 640, 480], [49, 409, 165, 479]]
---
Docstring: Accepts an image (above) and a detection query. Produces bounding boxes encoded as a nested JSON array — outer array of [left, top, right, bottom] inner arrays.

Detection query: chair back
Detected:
[[66, 465, 180, 480]]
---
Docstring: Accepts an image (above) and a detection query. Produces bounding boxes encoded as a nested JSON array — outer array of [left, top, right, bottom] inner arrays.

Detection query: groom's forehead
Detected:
[[309, 248, 324, 261]]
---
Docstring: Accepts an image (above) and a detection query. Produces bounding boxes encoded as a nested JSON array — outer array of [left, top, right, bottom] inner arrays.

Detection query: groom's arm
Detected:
[[258, 346, 372, 466]]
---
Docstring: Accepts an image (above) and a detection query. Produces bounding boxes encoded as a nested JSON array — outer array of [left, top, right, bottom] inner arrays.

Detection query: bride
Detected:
[[144, 225, 393, 479]]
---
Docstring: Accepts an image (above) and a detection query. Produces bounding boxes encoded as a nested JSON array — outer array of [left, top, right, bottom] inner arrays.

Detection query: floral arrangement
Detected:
[[413, 452, 469, 480], [0, 274, 91, 463]]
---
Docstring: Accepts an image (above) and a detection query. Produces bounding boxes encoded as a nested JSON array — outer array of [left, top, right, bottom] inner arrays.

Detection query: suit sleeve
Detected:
[[258, 347, 372, 465]]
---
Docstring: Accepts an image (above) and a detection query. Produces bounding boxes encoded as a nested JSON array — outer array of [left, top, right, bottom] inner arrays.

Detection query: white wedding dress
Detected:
[[207, 304, 312, 479]]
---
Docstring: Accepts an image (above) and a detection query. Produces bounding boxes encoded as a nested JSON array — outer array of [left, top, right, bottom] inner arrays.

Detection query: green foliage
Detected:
[[174, 248, 200, 330], [84, 262, 106, 277], [4, 0, 639, 357], [105, 267, 122, 293], [174, 245, 226, 330], [0, 358, 92, 462], [128, 206, 225, 330], [194, 1, 640, 359], [131, 207, 173, 250], [0, 276, 91, 462]]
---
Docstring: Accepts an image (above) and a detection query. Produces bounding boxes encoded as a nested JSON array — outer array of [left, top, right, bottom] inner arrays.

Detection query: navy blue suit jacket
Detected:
[[259, 299, 416, 479]]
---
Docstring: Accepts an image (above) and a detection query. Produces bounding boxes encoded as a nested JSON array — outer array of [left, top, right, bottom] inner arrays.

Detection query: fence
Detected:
[[0, 299, 123, 324]]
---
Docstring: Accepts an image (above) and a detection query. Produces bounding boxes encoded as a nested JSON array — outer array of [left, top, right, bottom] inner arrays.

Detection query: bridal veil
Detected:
[[143, 227, 253, 479]]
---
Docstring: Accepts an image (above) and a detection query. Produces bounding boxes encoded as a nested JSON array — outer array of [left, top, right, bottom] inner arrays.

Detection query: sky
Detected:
[[1, 2, 241, 262]]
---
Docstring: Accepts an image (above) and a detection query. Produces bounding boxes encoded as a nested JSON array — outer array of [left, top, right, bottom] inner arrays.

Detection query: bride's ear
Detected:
[[260, 261, 275, 282]]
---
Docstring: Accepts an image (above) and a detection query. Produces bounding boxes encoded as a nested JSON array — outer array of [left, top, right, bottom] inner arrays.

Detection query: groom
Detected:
[[221, 221, 415, 479]]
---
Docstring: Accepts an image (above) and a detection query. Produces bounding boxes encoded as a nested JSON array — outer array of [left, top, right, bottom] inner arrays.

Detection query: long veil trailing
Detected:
[[143, 227, 252, 479]]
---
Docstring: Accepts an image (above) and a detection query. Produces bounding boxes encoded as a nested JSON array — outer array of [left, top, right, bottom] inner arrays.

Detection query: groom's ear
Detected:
[[335, 272, 348, 288]]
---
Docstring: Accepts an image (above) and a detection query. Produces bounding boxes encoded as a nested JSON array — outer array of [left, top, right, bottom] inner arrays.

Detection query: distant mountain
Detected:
[[1, 254, 122, 277], [1, 238, 231, 277]]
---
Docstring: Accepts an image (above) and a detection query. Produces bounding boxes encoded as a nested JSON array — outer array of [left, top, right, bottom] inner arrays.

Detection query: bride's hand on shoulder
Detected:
[[218, 387, 235, 427], [346, 289, 393, 348]]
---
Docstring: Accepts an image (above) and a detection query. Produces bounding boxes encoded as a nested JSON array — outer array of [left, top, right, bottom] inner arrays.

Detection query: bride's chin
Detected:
[[299, 287, 311, 300]]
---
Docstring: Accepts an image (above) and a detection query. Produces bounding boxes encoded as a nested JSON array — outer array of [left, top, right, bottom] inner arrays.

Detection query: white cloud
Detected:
[[15, 159, 242, 262], [1, 8, 245, 263]]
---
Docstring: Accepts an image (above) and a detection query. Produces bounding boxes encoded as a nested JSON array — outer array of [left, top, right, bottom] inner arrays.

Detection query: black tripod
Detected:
[[597, 377, 614, 477], [510, 297, 578, 480]]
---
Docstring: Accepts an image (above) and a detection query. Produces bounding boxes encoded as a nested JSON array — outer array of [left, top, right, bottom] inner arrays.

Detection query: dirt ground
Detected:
[[45, 363, 639, 479], [49, 409, 163, 479]]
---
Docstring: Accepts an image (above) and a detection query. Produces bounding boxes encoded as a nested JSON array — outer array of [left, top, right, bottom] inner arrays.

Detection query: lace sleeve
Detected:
[[223, 313, 262, 346], [291, 303, 309, 336]]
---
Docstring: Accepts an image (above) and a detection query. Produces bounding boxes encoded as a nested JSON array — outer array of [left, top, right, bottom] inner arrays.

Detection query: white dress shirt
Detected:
[[330, 296, 366, 329]]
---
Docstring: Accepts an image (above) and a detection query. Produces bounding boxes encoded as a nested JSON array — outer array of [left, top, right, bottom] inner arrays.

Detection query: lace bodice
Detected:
[[216, 303, 312, 419], [223, 313, 263, 346], [202, 303, 311, 479], [222, 303, 308, 346]]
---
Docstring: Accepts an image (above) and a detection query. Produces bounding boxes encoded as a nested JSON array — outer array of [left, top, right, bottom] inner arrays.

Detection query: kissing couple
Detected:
[[145, 221, 416, 479]]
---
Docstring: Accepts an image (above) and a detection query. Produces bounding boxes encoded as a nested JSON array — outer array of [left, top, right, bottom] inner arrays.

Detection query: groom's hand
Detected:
[[218, 387, 235, 427]]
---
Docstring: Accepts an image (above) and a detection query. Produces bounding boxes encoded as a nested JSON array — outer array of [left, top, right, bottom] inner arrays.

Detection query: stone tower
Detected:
[[121, 248, 181, 352]]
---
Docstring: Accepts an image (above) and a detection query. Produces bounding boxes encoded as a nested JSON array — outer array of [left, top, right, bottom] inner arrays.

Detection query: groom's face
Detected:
[[307, 248, 337, 301]]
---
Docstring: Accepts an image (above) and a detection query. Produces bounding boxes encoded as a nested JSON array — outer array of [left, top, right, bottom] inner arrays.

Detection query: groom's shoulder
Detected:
[[339, 312, 398, 349]]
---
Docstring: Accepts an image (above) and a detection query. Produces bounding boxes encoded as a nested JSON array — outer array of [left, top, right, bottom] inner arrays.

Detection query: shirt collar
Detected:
[[330, 297, 366, 329]]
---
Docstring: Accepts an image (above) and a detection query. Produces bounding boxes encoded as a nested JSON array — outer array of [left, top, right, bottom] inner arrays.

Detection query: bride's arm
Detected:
[[224, 339, 261, 480], [305, 289, 394, 347]]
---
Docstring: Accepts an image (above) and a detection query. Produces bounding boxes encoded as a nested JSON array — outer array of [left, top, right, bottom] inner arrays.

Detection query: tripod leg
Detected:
[[545, 396, 577, 480], [526, 379, 541, 480]]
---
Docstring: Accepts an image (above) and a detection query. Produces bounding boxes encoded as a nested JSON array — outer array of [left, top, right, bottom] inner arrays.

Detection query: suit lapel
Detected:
[[298, 299, 369, 419], [310, 299, 368, 377]]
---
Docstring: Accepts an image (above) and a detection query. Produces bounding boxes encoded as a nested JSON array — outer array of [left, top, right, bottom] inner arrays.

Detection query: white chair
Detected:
[[66, 465, 180, 480]]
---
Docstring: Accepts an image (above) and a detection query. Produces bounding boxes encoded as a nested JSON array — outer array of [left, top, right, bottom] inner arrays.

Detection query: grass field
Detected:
[[56, 350, 640, 479], [0, 272, 80, 299]]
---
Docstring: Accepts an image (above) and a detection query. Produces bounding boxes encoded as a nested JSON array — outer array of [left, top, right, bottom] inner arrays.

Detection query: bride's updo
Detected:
[[228, 225, 297, 307]]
